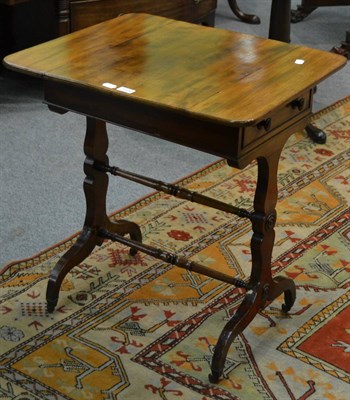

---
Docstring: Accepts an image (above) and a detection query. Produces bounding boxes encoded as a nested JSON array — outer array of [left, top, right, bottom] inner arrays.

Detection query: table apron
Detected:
[[44, 80, 311, 168]]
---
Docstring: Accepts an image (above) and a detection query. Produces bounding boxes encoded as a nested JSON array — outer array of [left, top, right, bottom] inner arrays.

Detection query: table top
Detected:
[[4, 13, 346, 126]]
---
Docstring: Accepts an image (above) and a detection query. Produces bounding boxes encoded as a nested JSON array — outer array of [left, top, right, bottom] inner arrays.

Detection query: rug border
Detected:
[[1, 95, 349, 275]]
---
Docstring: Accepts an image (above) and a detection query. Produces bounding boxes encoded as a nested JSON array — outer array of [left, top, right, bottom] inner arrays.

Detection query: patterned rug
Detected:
[[1, 97, 349, 400]]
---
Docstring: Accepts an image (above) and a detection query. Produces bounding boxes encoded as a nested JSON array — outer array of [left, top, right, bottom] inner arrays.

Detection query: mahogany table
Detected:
[[4, 13, 346, 383]]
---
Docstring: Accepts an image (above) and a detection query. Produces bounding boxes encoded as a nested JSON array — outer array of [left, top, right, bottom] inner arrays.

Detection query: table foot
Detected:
[[305, 123, 327, 144], [46, 221, 142, 312], [208, 371, 220, 384], [331, 30, 350, 60], [107, 219, 142, 256], [47, 298, 58, 314], [291, 5, 317, 23], [209, 276, 296, 381], [209, 288, 258, 382], [46, 227, 99, 313], [269, 276, 296, 313], [227, 0, 260, 24]]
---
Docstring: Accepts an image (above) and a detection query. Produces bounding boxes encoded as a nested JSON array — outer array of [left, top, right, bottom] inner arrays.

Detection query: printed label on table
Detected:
[[102, 82, 117, 89], [117, 86, 136, 94]]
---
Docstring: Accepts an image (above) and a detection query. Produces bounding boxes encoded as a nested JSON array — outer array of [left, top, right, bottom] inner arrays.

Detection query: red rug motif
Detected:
[[1, 97, 349, 399]]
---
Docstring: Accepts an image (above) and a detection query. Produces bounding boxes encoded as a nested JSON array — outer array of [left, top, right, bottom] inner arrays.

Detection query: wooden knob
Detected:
[[257, 118, 272, 132], [291, 97, 305, 111]]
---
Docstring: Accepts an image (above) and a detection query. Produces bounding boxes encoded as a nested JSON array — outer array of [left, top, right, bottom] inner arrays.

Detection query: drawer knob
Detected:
[[291, 97, 305, 111], [257, 118, 272, 132]]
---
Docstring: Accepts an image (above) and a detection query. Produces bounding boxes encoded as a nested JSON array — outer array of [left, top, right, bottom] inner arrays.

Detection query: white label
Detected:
[[102, 82, 117, 89], [295, 59, 305, 65], [117, 86, 136, 94]]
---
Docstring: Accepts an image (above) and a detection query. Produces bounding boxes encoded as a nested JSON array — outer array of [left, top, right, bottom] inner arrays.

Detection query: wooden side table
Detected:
[[4, 13, 346, 383]]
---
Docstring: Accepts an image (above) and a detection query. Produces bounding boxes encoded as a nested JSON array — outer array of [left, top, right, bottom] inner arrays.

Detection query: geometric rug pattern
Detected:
[[1, 97, 349, 399]]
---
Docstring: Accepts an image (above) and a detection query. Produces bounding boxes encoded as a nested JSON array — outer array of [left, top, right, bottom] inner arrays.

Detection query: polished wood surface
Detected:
[[3, 14, 346, 383], [4, 13, 345, 126]]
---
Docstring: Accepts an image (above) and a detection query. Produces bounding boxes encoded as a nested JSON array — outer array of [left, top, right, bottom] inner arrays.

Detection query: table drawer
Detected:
[[242, 90, 312, 149]]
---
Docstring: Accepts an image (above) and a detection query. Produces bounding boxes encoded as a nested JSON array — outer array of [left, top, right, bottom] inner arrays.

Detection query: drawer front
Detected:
[[70, 0, 217, 32], [242, 90, 312, 149]]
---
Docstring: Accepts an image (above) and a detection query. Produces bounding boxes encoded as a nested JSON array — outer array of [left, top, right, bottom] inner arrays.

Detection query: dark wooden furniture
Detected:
[[0, 1, 216, 60], [226, 0, 291, 43], [291, 0, 350, 60], [226, 0, 260, 24], [4, 13, 345, 383], [331, 29, 350, 59], [227, 1, 350, 59], [57, 0, 217, 35], [0, 0, 55, 59], [0, 0, 30, 4], [226, 1, 292, 48], [291, 0, 350, 22]]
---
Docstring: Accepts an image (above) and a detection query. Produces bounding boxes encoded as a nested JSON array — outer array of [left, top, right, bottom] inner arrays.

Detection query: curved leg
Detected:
[[210, 150, 291, 382], [107, 219, 142, 256], [209, 289, 258, 383], [268, 276, 296, 313], [331, 30, 350, 60], [46, 228, 99, 312], [291, 5, 317, 23], [46, 117, 142, 312], [227, 0, 260, 24], [47, 117, 109, 312]]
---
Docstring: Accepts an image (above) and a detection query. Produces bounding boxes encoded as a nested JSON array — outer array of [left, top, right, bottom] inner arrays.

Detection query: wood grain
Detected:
[[4, 13, 346, 125]]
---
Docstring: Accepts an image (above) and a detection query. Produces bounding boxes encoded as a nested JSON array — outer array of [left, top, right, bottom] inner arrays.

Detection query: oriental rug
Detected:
[[1, 97, 349, 400]]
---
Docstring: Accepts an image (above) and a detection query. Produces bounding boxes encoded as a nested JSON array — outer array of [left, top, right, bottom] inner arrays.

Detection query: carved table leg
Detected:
[[46, 117, 141, 312], [331, 29, 350, 60], [107, 219, 142, 256], [227, 0, 260, 24], [291, 3, 317, 23], [209, 150, 296, 383]]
